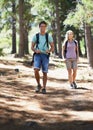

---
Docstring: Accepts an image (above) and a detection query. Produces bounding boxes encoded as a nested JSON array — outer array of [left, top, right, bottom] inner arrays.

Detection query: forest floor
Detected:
[[0, 55, 93, 130]]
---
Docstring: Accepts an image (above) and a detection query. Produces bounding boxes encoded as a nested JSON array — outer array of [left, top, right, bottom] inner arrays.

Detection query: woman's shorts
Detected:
[[65, 59, 77, 69]]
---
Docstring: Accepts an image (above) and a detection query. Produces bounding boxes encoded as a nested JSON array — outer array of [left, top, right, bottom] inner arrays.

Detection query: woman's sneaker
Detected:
[[35, 84, 41, 93], [73, 82, 77, 89], [42, 88, 46, 94], [70, 83, 74, 89]]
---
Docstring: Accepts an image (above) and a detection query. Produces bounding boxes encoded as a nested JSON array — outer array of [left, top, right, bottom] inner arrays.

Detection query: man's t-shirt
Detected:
[[32, 33, 53, 54]]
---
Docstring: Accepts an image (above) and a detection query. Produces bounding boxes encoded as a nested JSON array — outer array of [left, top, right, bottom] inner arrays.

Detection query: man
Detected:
[[31, 21, 54, 94]]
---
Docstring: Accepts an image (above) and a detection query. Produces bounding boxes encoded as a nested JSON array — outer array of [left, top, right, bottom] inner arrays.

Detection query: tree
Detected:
[[18, 0, 25, 57], [31, 0, 58, 54], [23, 1, 34, 54], [0, 0, 33, 56], [55, 0, 62, 58], [0, 0, 17, 54], [11, 1, 16, 54], [85, 24, 93, 67], [51, 19, 57, 55], [18, 0, 34, 56]]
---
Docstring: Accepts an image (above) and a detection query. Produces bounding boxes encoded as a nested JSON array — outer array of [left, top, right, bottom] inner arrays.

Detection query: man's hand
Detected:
[[35, 49, 41, 54], [46, 50, 50, 54]]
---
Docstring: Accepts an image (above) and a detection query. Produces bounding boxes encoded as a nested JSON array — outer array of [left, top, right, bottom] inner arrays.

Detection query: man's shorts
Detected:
[[65, 59, 77, 69], [34, 53, 49, 73]]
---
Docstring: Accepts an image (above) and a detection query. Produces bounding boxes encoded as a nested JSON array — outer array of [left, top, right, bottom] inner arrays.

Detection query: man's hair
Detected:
[[39, 21, 47, 27]]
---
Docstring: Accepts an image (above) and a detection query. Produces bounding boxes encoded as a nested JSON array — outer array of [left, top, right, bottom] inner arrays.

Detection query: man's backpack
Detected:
[[64, 40, 77, 58], [31, 33, 49, 66], [36, 33, 49, 48]]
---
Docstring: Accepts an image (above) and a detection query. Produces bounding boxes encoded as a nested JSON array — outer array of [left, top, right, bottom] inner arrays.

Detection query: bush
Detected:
[[0, 48, 4, 56]]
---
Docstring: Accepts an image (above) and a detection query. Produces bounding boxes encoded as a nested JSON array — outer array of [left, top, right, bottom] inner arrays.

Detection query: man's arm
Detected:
[[49, 42, 54, 53], [31, 42, 41, 54], [46, 42, 54, 54], [31, 42, 36, 52]]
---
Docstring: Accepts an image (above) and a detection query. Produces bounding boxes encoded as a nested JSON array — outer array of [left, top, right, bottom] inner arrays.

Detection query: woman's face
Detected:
[[68, 32, 74, 40]]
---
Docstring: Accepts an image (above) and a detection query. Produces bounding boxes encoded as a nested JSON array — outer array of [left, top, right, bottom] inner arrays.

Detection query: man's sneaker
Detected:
[[42, 88, 46, 94], [35, 84, 41, 93], [73, 82, 77, 89]]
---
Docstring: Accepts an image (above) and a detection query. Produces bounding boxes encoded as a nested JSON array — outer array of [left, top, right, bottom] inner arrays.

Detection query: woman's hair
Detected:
[[63, 30, 74, 45], [65, 30, 74, 40]]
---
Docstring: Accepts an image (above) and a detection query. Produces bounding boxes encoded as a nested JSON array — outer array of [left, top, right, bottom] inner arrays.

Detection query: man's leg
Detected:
[[34, 69, 40, 85], [41, 72, 47, 94], [42, 72, 47, 89], [33, 54, 42, 92], [34, 69, 41, 92], [41, 54, 49, 94]]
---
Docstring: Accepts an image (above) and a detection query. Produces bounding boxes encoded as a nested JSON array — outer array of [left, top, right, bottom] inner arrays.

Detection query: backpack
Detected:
[[64, 40, 77, 58], [36, 33, 49, 49], [31, 33, 49, 66]]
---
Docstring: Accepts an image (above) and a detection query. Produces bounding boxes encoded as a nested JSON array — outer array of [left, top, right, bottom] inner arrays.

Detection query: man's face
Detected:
[[39, 24, 47, 33]]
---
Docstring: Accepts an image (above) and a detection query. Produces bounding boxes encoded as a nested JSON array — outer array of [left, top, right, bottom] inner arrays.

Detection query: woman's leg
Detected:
[[67, 69, 73, 84], [73, 68, 77, 82]]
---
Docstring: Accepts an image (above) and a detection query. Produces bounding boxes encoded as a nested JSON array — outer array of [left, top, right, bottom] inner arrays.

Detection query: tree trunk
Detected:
[[85, 24, 93, 68], [55, 0, 62, 58], [76, 31, 82, 57], [24, 27, 29, 54], [11, 1, 16, 54], [84, 36, 87, 57], [51, 20, 57, 55], [19, 0, 25, 57]]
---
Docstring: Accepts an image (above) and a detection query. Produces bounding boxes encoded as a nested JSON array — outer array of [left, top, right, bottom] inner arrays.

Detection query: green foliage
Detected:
[[64, 0, 93, 29], [0, 0, 88, 56], [0, 30, 12, 55], [80, 38, 85, 55], [0, 48, 4, 56], [31, 0, 54, 24]]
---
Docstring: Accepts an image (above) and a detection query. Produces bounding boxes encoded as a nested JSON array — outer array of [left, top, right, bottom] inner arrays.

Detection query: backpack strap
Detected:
[[45, 33, 49, 48], [64, 40, 77, 58], [74, 40, 77, 46], [36, 33, 39, 49], [65, 41, 68, 52], [64, 41, 68, 58], [36, 33, 49, 49], [74, 40, 77, 55]]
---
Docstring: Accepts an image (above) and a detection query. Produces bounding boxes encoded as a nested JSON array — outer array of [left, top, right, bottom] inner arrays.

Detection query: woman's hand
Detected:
[[62, 58, 66, 62]]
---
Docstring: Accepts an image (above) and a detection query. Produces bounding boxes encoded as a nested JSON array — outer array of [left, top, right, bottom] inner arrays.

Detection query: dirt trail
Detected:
[[0, 56, 93, 130]]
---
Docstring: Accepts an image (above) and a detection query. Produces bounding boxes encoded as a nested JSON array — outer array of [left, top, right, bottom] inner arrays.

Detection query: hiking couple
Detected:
[[31, 21, 79, 94]]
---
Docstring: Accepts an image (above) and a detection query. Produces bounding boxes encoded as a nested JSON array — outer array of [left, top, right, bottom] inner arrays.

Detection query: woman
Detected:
[[62, 30, 79, 89]]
